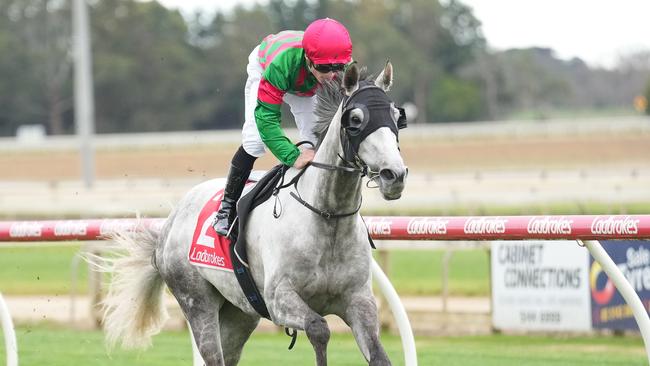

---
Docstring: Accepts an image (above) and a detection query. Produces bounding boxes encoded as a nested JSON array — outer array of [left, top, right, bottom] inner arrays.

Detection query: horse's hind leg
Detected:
[[218, 301, 260, 365], [167, 277, 226, 366]]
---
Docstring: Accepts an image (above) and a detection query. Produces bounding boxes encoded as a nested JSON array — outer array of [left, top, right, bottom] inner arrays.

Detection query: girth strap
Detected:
[[230, 243, 271, 319]]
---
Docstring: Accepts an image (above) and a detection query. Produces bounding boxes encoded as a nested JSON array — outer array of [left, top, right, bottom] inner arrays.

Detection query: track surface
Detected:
[[2, 132, 649, 180]]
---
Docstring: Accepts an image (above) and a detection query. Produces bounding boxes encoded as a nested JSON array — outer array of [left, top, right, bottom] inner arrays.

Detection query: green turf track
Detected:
[[0, 245, 490, 296], [0, 245, 89, 295], [383, 249, 490, 296], [0, 326, 645, 365]]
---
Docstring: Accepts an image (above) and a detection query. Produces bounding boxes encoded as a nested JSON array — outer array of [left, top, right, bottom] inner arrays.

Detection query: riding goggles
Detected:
[[313, 63, 346, 73]]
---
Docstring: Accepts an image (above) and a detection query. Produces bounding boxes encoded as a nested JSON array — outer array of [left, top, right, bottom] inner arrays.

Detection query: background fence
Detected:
[[2, 214, 650, 366]]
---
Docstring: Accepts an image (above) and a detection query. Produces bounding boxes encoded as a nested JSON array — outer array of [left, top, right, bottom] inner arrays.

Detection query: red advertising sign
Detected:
[[2, 215, 650, 242]]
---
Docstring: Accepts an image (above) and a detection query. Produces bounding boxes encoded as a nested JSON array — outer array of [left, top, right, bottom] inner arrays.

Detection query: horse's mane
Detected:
[[312, 68, 370, 146]]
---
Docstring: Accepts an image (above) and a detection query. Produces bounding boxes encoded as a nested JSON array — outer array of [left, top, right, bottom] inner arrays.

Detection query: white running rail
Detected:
[[372, 259, 418, 366], [0, 292, 18, 366]]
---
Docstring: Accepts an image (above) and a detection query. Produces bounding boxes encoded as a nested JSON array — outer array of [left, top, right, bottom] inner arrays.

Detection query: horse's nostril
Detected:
[[380, 169, 396, 182]]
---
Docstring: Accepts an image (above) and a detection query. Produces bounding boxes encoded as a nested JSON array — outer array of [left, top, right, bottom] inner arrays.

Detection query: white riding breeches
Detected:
[[241, 46, 318, 158]]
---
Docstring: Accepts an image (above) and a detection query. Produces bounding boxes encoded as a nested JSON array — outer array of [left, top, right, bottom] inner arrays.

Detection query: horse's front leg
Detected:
[[267, 280, 330, 366], [341, 289, 391, 366]]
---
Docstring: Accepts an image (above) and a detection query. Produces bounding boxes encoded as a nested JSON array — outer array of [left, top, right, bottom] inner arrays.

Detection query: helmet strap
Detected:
[[305, 56, 314, 71]]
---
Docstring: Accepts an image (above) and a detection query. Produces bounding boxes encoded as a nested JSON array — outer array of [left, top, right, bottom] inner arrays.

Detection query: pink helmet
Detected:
[[302, 18, 352, 65]]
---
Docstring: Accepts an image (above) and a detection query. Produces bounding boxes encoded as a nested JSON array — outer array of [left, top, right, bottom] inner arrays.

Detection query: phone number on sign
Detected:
[[520, 311, 561, 323]]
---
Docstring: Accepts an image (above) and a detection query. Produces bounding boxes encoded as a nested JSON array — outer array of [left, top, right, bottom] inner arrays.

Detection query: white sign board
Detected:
[[491, 241, 591, 331]]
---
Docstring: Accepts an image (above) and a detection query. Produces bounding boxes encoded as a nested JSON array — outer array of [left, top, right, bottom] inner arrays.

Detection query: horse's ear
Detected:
[[374, 60, 393, 92], [343, 62, 360, 95]]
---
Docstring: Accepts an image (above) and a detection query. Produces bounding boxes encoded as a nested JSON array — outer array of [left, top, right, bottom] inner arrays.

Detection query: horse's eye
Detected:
[[349, 108, 364, 126], [345, 108, 365, 136]]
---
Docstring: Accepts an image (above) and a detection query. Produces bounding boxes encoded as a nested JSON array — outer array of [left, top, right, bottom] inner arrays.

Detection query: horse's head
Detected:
[[339, 62, 408, 200]]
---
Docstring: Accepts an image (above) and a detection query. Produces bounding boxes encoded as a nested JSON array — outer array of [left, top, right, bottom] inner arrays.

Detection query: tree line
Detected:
[[0, 0, 648, 137]]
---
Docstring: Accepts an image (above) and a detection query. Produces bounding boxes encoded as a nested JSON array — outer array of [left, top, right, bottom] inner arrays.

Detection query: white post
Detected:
[[371, 259, 417, 366], [73, 0, 96, 188], [188, 321, 204, 366], [580, 240, 650, 363], [0, 293, 18, 366]]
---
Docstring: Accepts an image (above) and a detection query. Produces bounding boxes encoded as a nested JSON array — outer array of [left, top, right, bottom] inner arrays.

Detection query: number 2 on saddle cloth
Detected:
[[188, 187, 237, 272]]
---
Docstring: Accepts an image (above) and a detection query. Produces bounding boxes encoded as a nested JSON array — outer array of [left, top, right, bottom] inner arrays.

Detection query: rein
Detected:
[[271, 138, 381, 220], [290, 191, 362, 220]]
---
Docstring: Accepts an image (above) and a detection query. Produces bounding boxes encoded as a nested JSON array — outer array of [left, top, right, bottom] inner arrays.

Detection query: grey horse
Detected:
[[99, 62, 407, 366]]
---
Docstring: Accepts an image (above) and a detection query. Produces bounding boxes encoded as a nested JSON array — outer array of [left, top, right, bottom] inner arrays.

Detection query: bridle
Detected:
[[274, 83, 407, 220], [272, 142, 366, 220]]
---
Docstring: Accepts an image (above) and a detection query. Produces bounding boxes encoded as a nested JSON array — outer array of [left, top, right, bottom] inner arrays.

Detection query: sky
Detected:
[[157, 0, 650, 68]]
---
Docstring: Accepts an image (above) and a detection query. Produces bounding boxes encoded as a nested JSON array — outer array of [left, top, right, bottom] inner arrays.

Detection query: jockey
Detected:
[[213, 18, 354, 236]]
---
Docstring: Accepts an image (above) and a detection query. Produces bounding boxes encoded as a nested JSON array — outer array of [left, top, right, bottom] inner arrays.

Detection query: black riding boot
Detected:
[[213, 164, 251, 236], [213, 146, 256, 237]]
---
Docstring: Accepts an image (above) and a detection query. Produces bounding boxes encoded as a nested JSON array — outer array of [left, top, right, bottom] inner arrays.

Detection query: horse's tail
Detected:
[[88, 226, 169, 350]]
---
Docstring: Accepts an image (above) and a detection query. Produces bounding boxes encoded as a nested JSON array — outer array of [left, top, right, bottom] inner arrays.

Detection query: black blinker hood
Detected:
[[340, 84, 400, 161]]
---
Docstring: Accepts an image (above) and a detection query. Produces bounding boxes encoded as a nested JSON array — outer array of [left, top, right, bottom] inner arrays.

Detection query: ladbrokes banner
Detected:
[[591, 240, 650, 330]]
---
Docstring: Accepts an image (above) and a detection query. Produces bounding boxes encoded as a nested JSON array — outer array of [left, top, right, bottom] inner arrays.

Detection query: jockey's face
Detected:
[[307, 58, 341, 83], [312, 69, 337, 83]]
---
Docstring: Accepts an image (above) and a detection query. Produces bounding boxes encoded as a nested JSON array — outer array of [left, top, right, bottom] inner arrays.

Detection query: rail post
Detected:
[[580, 239, 650, 361], [0, 292, 18, 366], [371, 259, 418, 366]]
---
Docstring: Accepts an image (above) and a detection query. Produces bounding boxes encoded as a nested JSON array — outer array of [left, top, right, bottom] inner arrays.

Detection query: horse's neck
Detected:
[[297, 110, 362, 215]]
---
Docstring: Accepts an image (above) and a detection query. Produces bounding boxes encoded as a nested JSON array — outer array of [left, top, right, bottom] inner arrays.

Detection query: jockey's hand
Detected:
[[293, 148, 315, 169]]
